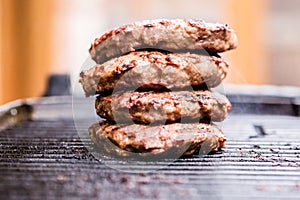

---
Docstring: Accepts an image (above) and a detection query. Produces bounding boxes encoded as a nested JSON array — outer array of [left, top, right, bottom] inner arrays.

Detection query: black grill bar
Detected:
[[1, 95, 300, 199]]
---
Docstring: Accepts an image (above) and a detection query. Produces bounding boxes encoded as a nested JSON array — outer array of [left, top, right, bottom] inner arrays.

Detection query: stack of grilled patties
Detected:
[[79, 19, 237, 156]]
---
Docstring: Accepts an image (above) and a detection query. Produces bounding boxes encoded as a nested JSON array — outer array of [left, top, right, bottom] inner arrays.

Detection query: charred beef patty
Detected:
[[79, 51, 229, 96], [89, 121, 226, 156], [96, 90, 231, 124], [89, 18, 237, 64]]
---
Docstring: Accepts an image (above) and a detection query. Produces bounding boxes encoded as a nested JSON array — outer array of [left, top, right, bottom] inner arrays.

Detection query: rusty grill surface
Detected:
[[0, 95, 300, 199]]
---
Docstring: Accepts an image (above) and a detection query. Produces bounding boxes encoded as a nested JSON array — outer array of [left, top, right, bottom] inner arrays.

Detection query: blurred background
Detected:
[[0, 0, 300, 104]]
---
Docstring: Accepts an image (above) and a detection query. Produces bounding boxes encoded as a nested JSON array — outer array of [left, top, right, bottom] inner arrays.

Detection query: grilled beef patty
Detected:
[[79, 51, 229, 96], [96, 90, 231, 124], [89, 121, 226, 156], [89, 18, 237, 64]]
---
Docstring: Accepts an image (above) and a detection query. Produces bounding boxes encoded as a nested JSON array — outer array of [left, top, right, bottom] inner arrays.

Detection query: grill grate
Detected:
[[0, 96, 300, 199]]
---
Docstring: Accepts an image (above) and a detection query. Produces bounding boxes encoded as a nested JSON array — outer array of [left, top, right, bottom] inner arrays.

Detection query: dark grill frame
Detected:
[[0, 93, 300, 199]]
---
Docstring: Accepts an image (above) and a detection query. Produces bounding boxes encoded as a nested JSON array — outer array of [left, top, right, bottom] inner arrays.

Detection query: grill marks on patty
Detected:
[[95, 90, 231, 124], [80, 18, 236, 156], [89, 19, 237, 64], [79, 51, 229, 96], [89, 121, 226, 156]]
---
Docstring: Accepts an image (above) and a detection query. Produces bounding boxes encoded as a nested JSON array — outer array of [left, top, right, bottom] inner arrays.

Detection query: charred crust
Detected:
[[187, 19, 206, 30], [80, 51, 229, 96], [159, 20, 171, 26], [79, 71, 85, 77], [90, 121, 226, 155], [114, 60, 137, 74], [96, 90, 231, 124], [144, 24, 154, 28], [89, 18, 237, 60]]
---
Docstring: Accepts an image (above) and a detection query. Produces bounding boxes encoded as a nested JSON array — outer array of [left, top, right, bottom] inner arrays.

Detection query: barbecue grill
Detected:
[[1, 81, 300, 199]]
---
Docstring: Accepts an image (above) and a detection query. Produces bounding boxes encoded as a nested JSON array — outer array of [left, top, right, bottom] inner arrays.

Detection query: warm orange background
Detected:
[[1, 0, 299, 104]]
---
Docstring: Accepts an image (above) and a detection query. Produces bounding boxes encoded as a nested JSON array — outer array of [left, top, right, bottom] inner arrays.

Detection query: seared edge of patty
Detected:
[[96, 90, 231, 123], [79, 51, 229, 96], [89, 18, 237, 64], [88, 121, 226, 156]]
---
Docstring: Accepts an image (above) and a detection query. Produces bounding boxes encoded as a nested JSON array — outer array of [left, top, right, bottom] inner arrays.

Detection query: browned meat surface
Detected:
[[96, 90, 231, 124], [79, 51, 229, 96], [89, 121, 226, 156], [89, 18, 237, 64]]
